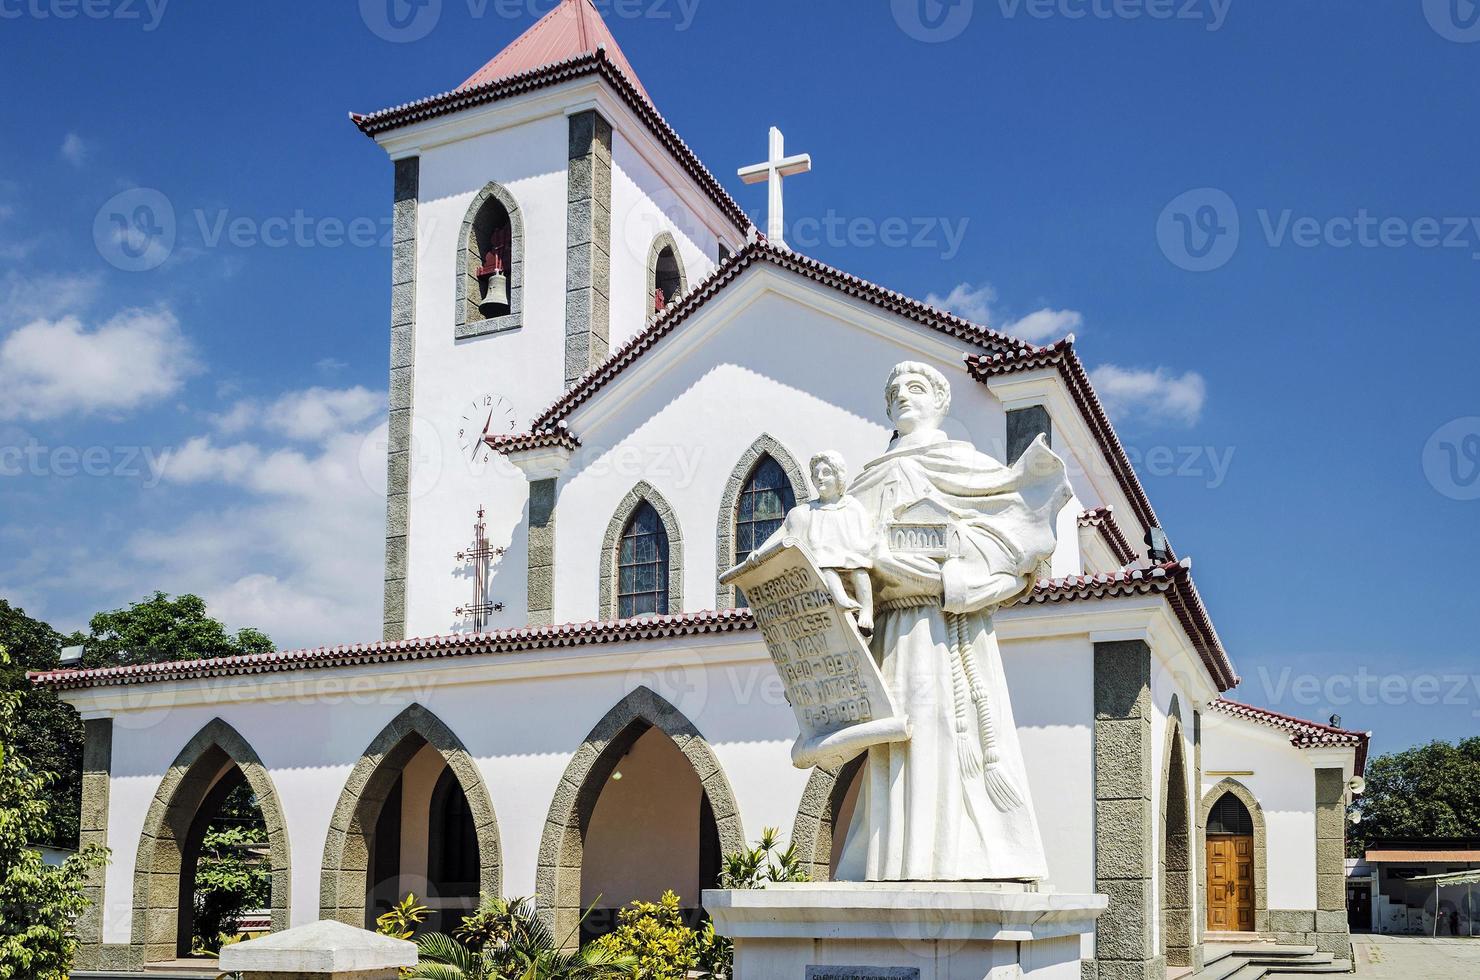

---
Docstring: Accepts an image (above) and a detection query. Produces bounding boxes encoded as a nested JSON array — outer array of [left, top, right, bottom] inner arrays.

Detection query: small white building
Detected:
[[33, 2, 1370, 975]]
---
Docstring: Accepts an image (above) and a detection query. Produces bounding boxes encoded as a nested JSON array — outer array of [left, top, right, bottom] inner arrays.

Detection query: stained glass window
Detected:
[[734, 455, 796, 605], [617, 501, 669, 618]]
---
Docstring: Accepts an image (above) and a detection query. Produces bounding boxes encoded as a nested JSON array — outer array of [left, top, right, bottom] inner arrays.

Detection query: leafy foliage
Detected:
[[716, 826, 808, 889], [1351, 739, 1480, 854], [456, 894, 552, 973], [378, 893, 431, 942], [81, 592, 273, 668], [0, 645, 108, 980], [0, 600, 83, 849], [0, 594, 274, 852], [411, 899, 634, 980], [378, 895, 431, 979], [593, 891, 725, 980], [191, 823, 271, 953]]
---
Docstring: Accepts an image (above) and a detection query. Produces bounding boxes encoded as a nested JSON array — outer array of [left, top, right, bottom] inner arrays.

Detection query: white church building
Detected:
[[35, 2, 1371, 977]]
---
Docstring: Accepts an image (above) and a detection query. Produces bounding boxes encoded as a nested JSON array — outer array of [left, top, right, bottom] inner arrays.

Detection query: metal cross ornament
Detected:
[[738, 126, 812, 249], [455, 506, 506, 632]]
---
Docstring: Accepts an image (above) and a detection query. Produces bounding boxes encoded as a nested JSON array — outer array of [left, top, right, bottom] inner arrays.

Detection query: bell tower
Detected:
[[353, 0, 751, 640]]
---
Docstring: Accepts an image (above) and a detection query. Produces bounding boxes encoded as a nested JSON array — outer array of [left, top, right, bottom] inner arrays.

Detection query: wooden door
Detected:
[[1206, 834, 1255, 932]]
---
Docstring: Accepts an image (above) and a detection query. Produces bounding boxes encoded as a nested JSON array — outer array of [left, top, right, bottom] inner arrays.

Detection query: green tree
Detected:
[[0, 645, 108, 979], [0, 600, 84, 848], [82, 592, 273, 668], [0, 594, 276, 850], [190, 797, 271, 953], [1351, 739, 1480, 853]]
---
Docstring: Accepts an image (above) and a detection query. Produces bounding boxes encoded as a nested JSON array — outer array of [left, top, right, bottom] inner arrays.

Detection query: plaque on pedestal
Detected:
[[722, 540, 910, 769]]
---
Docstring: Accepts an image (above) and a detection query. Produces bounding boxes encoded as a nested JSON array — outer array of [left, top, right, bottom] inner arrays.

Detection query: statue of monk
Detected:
[[835, 361, 1072, 882]]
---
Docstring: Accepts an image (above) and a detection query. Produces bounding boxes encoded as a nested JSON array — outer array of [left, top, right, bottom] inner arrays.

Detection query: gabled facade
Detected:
[[34, 4, 1372, 976]]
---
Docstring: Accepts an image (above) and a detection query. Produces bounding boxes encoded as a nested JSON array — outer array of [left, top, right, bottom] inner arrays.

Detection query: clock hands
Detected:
[[472, 407, 495, 461]]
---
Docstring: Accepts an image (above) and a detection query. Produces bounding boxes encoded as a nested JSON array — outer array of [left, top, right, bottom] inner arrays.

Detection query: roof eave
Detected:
[[350, 49, 752, 235]]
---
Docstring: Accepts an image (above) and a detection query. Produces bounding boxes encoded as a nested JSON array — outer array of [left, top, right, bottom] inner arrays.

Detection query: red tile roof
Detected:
[[1077, 506, 1138, 567], [1027, 559, 1238, 691], [1207, 698, 1370, 775], [965, 340, 1167, 558], [28, 609, 759, 692], [488, 425, 581, 455], [31, 562, 1235, 693], [351, 49, 750, 235], [517, 241, 1031, 437], [458, 0, 651, 103]]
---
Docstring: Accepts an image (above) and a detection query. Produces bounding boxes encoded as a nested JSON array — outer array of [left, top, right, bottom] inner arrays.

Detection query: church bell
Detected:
[[476, 251, 509, 316]]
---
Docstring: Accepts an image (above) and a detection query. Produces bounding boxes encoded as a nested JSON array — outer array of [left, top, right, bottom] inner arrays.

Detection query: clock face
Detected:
[[457, 393, 518, 466]]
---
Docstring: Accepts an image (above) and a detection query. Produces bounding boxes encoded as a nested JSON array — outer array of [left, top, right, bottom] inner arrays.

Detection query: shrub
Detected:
[[593, 891, 729, 980], [0, 646, 108, 979]]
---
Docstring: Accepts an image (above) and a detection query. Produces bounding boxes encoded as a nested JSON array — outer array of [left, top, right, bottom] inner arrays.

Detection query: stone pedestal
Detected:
[[217, 920, 417, 980], [704, 882, 1107, 980]]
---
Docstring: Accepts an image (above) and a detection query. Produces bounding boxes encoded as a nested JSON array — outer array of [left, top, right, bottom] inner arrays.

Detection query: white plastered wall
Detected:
[[1200, 711, 1318, 911], [399, 82, 735, 640], [546, 277, 1038, 624]]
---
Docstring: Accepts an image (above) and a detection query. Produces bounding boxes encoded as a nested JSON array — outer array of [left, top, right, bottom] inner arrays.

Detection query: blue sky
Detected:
[[1, 0, 1477, 755]]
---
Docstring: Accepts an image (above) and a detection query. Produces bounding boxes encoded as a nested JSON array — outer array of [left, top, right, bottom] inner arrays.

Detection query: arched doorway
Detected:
[[536, 687, 745, 948], [1205, 791, 1257, 933], [579, 727, 721, 942], [132, 720, 289, 965], [1160, 715, 1194, 966], [320, 705, 502, 934]]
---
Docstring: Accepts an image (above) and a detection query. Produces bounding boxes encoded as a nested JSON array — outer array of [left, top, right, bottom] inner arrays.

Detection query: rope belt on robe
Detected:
[[875, 595, 1025, 813]]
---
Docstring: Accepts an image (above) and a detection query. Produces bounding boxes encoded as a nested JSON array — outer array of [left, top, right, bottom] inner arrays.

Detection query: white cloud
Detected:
[[925, 282, 1084, 344], [126, 416, 388, 648], [212, 386, 385, 442], [60, 133, 88, 168], [0, 307, 198, 421], [1090, 364, 1207, 428], [1000, 308, 1083, 344], [926, 282, 997, 324], [1, 269, 102, 325]]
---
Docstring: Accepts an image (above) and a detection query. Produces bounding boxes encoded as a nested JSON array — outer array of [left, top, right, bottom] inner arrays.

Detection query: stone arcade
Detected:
[[34, 1, 1370, 977]]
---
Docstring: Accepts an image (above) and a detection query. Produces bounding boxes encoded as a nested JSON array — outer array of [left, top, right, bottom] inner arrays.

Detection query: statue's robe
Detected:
[[835, 432, 1071, 881]]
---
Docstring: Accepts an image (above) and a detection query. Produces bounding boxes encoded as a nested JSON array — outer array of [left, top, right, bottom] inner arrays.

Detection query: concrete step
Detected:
[[1260, 965, 1355, 977], [1193, 955, 1254, 980], [1235, 945, 1319, 958], [1192, 942, 1347, 980], [1264, 960, 1351, 976]]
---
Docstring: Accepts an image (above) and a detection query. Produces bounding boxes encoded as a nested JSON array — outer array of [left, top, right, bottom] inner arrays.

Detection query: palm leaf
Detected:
[[409, 964, 472, 980], [417, 932, 482, 975]]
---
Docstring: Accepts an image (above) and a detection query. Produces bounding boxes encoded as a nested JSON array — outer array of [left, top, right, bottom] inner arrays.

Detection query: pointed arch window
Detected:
[[456, 182, 524, 339], [646, 233, 688, 316], [736, 455, 796, 566], [617, 502, 670, 618], [1207, 792, 1254, 835]]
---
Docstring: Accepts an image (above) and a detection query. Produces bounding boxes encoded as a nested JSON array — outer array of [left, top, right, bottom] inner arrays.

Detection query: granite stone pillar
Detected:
[[1313, 768, 1353, 958], [565, 110, 613, 389], [384, 156, 419, 641], [1090, 640, 1160, 980], [527, 478, 556, 626]]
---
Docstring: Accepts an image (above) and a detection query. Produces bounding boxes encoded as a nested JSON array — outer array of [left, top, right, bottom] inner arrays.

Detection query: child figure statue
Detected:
[[776, 451, 876, 633]]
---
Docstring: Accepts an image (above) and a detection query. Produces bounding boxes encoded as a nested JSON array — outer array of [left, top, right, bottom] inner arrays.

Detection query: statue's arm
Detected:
[[940, 529, 1035, 614]]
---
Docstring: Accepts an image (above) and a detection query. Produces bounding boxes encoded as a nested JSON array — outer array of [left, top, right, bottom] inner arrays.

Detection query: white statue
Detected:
[[829, 361, 1072, 883], [774, 451, 877, 634]]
